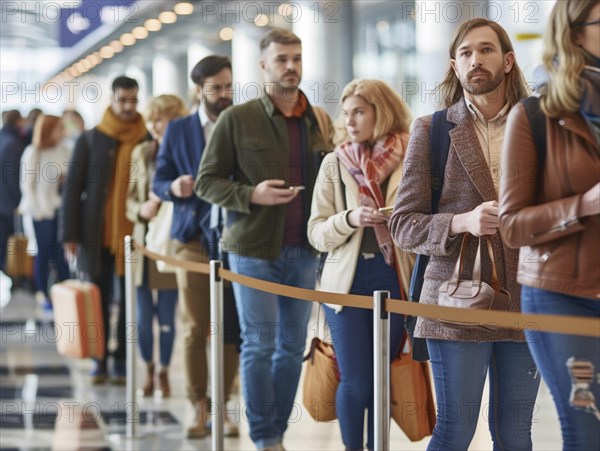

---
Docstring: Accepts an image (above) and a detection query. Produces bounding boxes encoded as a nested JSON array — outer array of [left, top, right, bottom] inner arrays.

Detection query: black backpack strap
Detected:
[[430, 109, 453, 211], [521, 96, 547, 171], [406, 109, 454, 361], [408, 109, 452, 302]]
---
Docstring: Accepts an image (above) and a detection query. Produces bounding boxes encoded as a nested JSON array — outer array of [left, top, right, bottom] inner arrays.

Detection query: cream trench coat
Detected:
[[125, 140, 176, 289], [308, 150, 415, 312]]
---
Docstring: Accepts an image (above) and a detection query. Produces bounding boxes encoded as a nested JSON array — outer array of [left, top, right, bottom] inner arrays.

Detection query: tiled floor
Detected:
[[0, 278, 562, 450]]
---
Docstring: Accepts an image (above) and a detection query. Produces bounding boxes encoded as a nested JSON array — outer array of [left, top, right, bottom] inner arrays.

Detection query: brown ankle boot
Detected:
[[158, 367, 170, 398], [142, 362, 155, 397], [186, 399, 209, 439]]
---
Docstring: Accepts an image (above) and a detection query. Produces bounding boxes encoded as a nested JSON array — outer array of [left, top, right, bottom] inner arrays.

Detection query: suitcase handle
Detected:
[[67, 253, 88, 281]]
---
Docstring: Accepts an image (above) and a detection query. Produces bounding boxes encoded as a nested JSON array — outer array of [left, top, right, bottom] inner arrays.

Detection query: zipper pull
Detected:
[[539, 251, 551, 262]]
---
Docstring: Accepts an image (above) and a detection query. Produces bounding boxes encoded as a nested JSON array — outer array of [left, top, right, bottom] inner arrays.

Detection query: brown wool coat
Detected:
[[389, 100, 525, 342]]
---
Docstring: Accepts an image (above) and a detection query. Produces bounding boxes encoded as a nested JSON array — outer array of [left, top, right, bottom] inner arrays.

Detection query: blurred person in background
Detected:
[[126, 95, 187, 398], [153, 55, 240, 438], [18, 115, 71, 309], [499, 1, 600, 448], [0, 110, 25, 277], [22, 108, 42, 147], [62, 109, 85, 149], [60, 76, 148, 384]]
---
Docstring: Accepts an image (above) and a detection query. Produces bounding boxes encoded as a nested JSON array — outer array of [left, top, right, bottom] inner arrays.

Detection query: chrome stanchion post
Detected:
[[124, 235, 139, 438], [210, 260, 224, 451], [374, 290, 390, 451]]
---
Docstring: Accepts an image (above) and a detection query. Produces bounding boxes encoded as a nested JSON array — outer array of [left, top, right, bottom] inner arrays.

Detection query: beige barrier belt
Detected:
[[386, 298, 599, 338], [133, 241, 600, 337], [221, 269, 372, 309], [135, 242, 211, 275]]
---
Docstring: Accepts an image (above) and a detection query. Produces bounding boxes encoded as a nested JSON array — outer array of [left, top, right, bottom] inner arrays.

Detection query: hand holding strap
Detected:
[[449, 234, 502, 295]]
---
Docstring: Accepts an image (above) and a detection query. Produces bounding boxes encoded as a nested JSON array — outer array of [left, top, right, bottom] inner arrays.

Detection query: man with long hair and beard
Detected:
[[389, 18, 540, 450], [153, 55, 240, 439]]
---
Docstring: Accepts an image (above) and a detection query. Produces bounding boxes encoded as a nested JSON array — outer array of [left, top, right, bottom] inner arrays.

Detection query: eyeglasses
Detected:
[[116, 98, 139, 104], [574, 18, 600, 27]]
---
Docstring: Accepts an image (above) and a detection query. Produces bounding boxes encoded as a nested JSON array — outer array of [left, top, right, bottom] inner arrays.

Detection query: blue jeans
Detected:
[[229, 246, 315, 449], [426, 339, 540, 450], [324, 253, 404, 450], [522, 286, 600, 450], [137, 259, 177, 367], [33, 216, 69, 297]]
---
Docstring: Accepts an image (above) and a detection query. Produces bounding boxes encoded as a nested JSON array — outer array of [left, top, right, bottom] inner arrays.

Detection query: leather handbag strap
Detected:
[[450, 235, 502, 296], [486, 237, 502, 292], [315, 302, 325, 341], [450, 233, 470, 285], [471, 237, 482, 290]]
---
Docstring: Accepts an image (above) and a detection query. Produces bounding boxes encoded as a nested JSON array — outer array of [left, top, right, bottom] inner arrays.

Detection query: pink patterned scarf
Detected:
[[335, 133, 408, 265]]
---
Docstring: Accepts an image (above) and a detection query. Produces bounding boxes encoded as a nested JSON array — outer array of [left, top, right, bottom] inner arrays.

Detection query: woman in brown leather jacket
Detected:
[[499, 1, 600, 449]]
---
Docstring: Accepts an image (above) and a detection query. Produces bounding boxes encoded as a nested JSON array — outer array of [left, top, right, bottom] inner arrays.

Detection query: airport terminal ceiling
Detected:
[[1, 1, 553, 120]]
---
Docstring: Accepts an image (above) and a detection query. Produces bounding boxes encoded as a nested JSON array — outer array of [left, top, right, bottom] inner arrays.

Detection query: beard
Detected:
[[276, 71, 301, 91], [462, 67, 505, 96], [203, 96, 233, 118]]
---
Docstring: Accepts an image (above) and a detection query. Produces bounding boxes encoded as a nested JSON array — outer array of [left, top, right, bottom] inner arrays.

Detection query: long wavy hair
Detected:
[[437, 18, 529, 109], [541, 0, 597, 118], [32, 115, 62, 151], [334, 79, 412, 146]]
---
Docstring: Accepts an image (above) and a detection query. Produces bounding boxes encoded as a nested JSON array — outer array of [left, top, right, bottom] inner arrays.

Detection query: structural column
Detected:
[[414, 0, 489, 117], [293, 0, 354, 116], [231, 25, 263, 103], [152, 53, 187, 98]]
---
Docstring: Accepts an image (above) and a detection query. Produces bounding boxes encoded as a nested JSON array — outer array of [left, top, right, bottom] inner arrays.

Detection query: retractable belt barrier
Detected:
[[124, 237, 599, 450], [135, 240, 599, 338]]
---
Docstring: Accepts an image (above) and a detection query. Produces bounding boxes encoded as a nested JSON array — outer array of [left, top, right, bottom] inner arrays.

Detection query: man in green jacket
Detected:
[[195, 28, 331, 451]]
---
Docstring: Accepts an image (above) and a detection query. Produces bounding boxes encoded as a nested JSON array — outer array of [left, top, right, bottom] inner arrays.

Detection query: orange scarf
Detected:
[[97, 107, 147, 275]]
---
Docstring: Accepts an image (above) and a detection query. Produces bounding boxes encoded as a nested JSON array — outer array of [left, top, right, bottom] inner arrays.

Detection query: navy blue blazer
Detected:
[[153, 114, 213, 248]]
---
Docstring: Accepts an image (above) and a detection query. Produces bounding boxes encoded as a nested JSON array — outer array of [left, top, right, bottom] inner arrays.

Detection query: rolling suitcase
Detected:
[[5, 233, 34, 278], [5, 214, 34, 278], [51, 280, 105, 359]]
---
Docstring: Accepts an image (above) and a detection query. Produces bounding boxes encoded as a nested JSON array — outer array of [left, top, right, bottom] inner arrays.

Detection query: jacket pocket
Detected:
[[521, 238, 576, 278], [239, 138, 273, 152], [171, 203, 197, 243], [237, 143, 279, 184]]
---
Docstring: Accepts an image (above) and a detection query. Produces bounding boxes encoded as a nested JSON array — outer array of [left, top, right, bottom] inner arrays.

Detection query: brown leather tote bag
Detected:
[[438, 235, 511, 331], [301, 305, 339, 422]]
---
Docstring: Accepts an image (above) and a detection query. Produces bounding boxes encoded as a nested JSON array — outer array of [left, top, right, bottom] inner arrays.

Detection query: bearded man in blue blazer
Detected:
[[153, 55, 239, 439]]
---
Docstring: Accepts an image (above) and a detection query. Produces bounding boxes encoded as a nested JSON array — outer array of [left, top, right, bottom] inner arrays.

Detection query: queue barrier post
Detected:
[[124, 235, 139, 438], [210, 260, 225, 451], [373, 290, 390, 451]]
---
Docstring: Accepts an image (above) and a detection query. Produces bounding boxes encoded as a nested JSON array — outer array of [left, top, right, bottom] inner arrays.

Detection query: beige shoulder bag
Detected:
[[438, 235, 511, 331]]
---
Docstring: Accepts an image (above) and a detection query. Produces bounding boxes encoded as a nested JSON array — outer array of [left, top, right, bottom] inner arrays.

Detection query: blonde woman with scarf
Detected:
[[308, 79, 414, 451]]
